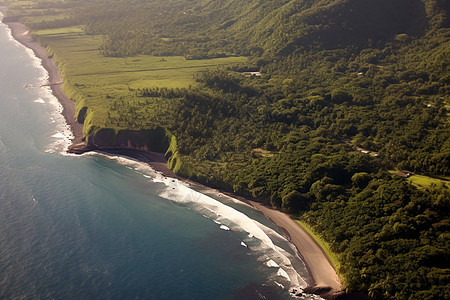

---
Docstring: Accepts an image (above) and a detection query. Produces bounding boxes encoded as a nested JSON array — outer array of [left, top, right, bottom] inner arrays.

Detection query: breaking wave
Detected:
[[88, 153, 313, 297], [2, 18, 74, 155], [41, 85, 73, 154]]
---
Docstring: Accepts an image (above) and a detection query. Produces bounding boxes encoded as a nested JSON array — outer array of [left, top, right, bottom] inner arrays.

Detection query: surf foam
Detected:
[[219, 225, 230, 231], [74, 152, 310, 297], [266, 259, 280, 268], [155, 176, 308, 292], [34, 97, 45, 104], [2, 19, 74, 155]]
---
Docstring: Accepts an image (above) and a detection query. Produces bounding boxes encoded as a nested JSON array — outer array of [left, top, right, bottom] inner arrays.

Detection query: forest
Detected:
[[3, 0, 449, 298]]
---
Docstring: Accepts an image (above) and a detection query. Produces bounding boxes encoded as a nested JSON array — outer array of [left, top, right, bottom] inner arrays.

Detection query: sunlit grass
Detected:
[[407, 174, 449, 189], [31, 26, 247, 130]]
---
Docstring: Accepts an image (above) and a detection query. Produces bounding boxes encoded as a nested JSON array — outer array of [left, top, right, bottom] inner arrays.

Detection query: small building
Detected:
[[397, 170, 415, 178], [243, 71, 261, 77]]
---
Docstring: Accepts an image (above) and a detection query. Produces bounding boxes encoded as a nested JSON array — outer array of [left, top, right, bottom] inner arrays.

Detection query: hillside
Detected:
[[3, 0, 450, 298]]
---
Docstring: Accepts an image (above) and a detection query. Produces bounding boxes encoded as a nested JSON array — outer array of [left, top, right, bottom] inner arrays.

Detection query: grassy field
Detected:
[[407, 174, 450, 189], [389, 170, 449, 189], [31, 26, 247, 130], [295, 220, 341, 271], [35, 27, 247, 90], [6, 0, 63, 17]]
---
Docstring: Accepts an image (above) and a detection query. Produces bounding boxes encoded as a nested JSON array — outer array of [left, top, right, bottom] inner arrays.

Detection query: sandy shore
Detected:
[[115, 150, 344, 298], [2, 7, 346, 298], [250, 202, 342, 293], [1, 11, 83, 144]]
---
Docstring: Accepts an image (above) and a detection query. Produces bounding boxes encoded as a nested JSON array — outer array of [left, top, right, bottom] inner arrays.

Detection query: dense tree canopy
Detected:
[[4, 0, 449, 298]]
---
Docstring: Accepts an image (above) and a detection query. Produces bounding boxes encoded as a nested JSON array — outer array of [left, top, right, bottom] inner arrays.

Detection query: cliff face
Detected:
[[68, 127, 177, 162], [84, 127, 186, 175], [85, 127, 172, 154]]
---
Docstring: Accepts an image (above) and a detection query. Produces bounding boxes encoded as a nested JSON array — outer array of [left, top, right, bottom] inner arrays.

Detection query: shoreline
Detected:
[[101, 149, 346, 299], [92, 148, 345, 298], [1, 8, 83, 145], [2, 8, 347, 299]]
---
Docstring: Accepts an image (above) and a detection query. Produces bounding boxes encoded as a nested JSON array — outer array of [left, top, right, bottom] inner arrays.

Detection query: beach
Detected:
[[250, 202, 342, 294], [2, 8, 343, 299], [2, 18, 83, 144]]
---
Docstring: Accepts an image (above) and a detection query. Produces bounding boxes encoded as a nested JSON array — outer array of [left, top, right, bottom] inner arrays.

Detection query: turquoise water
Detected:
[[0, 14, 315, 300]]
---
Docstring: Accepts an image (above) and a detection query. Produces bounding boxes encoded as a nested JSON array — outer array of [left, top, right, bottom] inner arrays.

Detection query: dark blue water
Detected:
[[0, 13, 314, 300]]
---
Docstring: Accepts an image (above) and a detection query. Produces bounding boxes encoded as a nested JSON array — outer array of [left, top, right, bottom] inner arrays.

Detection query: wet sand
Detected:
[[108, 148, 344, 297], [250, 202, 342, 291]]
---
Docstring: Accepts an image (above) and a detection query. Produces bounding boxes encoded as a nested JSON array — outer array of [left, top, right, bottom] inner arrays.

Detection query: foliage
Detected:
[[4, 0, 450, 298], [304, 177, 450, 299], [296, 220, 341, 271]]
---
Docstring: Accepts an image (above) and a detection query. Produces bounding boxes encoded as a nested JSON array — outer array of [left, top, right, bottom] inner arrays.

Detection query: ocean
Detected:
[[0, 13, 317, 300]]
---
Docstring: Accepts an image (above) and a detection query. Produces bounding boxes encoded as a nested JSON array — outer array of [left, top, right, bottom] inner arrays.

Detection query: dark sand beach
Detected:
[[2, 7, 345, 298]]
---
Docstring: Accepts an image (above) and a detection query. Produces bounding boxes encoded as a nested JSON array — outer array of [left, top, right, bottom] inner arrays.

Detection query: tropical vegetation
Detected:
[[3, 0, 449, 298]]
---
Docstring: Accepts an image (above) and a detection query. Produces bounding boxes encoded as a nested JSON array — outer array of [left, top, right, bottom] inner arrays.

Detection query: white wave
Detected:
[[274, 281, 285, 289], [45, 113, 73, 153], [0, 137, 5, 152], [2, 19, 74, 155], [70, 151, 310, 294], [219, 225, 230, 231], [88, 152, 161, 181], [158, 179, 275, 248], [26, 47, 47, 80], [266, 259, 279, 268], [3, 23, 16, 44], [24, 83, 38, 88], [199, 187, 254, 208], [41, 89, 74, 154], [277, 268, 291, 281], [51, 132, 66, 139], [155, 177, 310, 293]]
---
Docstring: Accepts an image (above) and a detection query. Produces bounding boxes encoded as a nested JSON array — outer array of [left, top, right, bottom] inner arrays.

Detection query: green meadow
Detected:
[[388, 170, 449, 189], [32, 26, 247, 129], [407, 174, 450, 189]]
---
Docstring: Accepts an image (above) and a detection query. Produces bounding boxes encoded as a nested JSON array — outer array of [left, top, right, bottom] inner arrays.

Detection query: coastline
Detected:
[[1, 14, 83, 144], [103, 149, 347, 298], [1, 8, 346, 299]]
